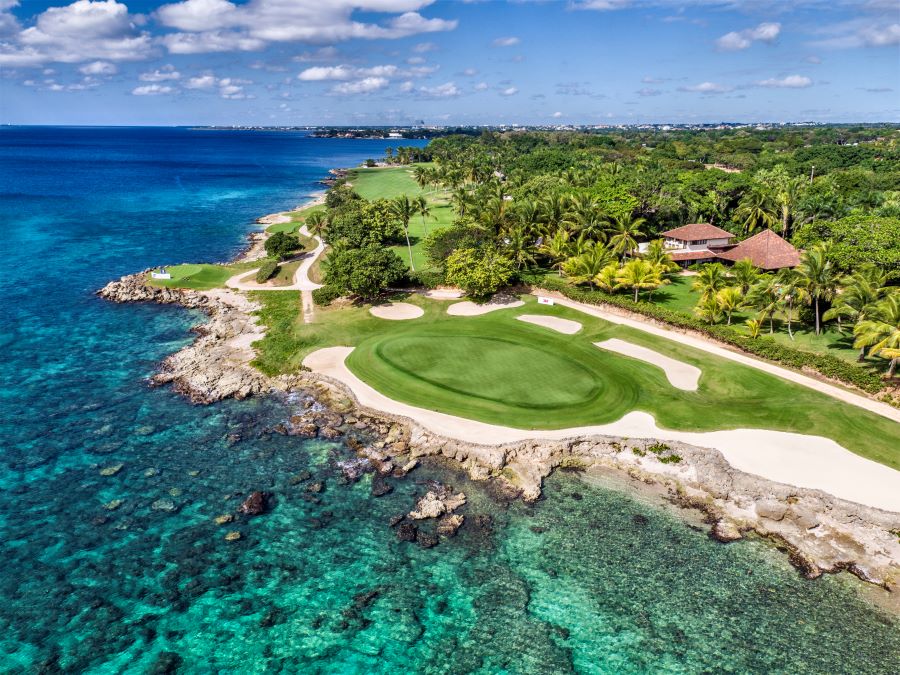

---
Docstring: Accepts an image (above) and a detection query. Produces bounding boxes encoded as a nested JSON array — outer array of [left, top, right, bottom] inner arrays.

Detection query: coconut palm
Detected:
[[539, 228, 570, 276], [414, 195, 433, 238], [825, 265, 893, 359], [502, 224, 536, 270], [691, 263, 728, 302], [304, 210, 328, 239], [730, 258, 759, 294], [450, 188, 472, 217], [615, 258, 663, 302], [514, 199, 543, 237], [539, 194, 568, 233], [746, 274, 780, 334], [694, 294, 723, 325], [716, 286, 745, 326], [795, 243, 840, 335], [562, 243, 615, 289], [853, 294, 900, 378], [775, 268, 809, 340], [745, 318, 762, 339], [735, 186, 777, 234], [642, 239, 679, 276], [594, 262, 620, 293], [607, 213, 646, 259], [390, 195, 417, 271], [776, 175, 805, 238], [412, 165, 430, 191]]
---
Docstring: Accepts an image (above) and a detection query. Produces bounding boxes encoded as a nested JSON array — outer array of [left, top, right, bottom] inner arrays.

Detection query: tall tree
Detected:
[[607, 213, 646, 259], [796, 243, 840, 335], [853, 294, 900, 378], [414, 195, 433, 238], [691, 263, 728, 302], [615, 259, 664, 302], [823, 264, 892, 359], [304, 210, 328, 239], [716, 286, 745, 325], [539, 228, 570, 276], [390, 195, 417, 271], [736, 186, 777, 234], [730, 258, 759, 294], [747, 274, 780, 334]]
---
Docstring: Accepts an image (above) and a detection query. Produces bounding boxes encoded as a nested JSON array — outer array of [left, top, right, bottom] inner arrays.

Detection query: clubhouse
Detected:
[[642, 223, 800, 270]]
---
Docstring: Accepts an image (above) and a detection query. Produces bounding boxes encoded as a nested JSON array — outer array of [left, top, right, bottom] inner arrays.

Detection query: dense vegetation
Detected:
[[311, 126, 900, 395]]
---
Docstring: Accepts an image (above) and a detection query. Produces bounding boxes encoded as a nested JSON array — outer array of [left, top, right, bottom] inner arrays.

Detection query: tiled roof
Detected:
[[716, 229, 800, 269], [669, 250, 718, 261], [661, 223, 734, 242]]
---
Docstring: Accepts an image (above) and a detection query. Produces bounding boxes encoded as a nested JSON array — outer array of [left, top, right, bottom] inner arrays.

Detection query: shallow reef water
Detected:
[[0, 128, 898, 673]]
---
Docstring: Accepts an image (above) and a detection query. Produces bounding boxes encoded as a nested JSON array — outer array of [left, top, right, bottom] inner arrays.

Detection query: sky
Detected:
[[0, 0, 898, 126]]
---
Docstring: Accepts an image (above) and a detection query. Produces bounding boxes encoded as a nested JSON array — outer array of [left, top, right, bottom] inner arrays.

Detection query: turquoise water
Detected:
[[0, 127, 898, 673]]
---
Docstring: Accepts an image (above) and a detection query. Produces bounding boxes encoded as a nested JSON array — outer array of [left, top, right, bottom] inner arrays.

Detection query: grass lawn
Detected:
[[265, 203, 327, 234], [251, 292, 900, 470], [147, 262, 259, 290], [347, 165, 455, 272]]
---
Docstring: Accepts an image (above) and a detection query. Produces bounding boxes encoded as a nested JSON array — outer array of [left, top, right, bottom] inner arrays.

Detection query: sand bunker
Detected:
[[302, 346, 900, 512], [517, 314, 582, 335], [595, 338, 701, 391], [369, 302, 424, 320], [447, 298, 525, 316], [423, 288, 464, 300]]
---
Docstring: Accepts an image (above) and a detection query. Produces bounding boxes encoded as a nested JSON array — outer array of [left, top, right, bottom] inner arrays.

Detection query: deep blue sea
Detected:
[[0, 127, 898, 673]]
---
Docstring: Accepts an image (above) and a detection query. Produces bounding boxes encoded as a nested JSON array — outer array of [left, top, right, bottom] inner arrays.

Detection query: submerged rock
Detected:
[[437, 514, 464, 538], [214, 514, 234, 525], [710, 520, 742, 543], [151, 499, 177, 513], [396, 522, 417, 542], [238, 491, 272, 516], [224, 531, 242, 542], [416, 530, 438, 549], [99, 463, 123, 477]]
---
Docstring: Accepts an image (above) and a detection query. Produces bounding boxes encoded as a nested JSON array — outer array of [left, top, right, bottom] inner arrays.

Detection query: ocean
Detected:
[[0, 126, 897, 673]]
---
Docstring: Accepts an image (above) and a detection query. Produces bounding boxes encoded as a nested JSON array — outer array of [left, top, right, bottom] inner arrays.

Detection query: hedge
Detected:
[[312, 285, 341, 306], [527, 274, 886, 395], [255, 260, 279, 283]]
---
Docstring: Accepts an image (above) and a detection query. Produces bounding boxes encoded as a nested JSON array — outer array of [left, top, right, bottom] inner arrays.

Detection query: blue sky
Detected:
[[1, 0, 897, 125]]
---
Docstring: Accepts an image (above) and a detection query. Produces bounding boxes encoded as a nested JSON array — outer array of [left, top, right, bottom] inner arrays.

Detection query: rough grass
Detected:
[[347, 165, 454, 271], [251, 292, 900, 470]]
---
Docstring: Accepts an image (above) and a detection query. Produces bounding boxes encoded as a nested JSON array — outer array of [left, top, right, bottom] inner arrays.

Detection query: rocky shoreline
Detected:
[[98, 246, 899, 605]]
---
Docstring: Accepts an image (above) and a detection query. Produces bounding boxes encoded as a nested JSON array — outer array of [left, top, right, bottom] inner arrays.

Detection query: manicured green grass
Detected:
[[266, 204, 327, 234], [251, 292, 900, 469], [147, 262, 257, 290], [348, 165, 455, 271]]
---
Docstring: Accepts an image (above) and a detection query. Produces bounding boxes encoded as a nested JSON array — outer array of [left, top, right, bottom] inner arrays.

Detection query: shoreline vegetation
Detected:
[[99, 128, 900, 600]]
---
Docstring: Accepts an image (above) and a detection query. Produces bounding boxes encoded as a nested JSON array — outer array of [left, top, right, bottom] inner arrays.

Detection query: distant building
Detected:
[[654, 223, 735, 266], [716, 229, 801, 270]]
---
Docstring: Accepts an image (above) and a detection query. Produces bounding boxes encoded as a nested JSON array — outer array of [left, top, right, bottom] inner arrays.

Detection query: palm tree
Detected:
[[390, 195, 417, 271], [694, 294, 723, 325], [414, 195, 433, 238], [514, 199, 543, 237], [539, 194, 568, 233], [385, 147, 393, 164], [594, 262, 620, 293], [745, 318, 762, 339], [607, 213, 646, 259], [304, 210, 328, 239], [796, 243, 840, 335], [853, 294, 900, 378], [691, 263, 728, 302], [747, 274, 780, 334], [562, 243, 615, 289], [736, 186, 777, 234], [539, 228, 570, 276], [730, 258, 759, 294], [502, 225, 536, 270], [642, 239, 679, 276], [450, 188, 472, 217], [616, 258, 663, 302], [775, 268, 809, 341], [776, 175, 804, 238], [716, 286, 745, 325], [824, 265, 892, 359]]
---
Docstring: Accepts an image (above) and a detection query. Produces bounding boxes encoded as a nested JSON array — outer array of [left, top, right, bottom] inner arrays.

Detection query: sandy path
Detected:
[[517, 314, 582, 335], [544, 294, 900, 424], [303, 346, 900, 512], [369, 302, 425, 320], [447, 298, 525, 316], [595, 338, 701, 391], [225, 225, 325, 293]]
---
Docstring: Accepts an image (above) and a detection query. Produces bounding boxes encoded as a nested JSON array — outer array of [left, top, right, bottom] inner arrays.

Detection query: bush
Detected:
[[265, 232, 302, 260], [312, 285, 340, 306], [407, 269, 446, 289], [445, 247, 515, 298], [323, 245, 407, 300], [527, 273, 886, 394], [255, 260, 279, 283]]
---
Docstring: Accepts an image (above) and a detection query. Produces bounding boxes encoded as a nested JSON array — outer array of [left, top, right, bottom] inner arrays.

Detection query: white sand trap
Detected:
[[423, 288, 464, 300], [369, 302, 424, 320], [517, 314, 582, 335], [303, 346, 900, 513], [595, 338, 701, 392], [447, 298, 525, 316]]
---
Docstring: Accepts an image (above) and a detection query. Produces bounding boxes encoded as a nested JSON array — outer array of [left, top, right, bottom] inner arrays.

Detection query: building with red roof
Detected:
[[716, 229, 801, 270]]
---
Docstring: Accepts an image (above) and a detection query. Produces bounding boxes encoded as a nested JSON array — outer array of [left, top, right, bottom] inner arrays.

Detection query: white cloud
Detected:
[[155, 0, 457, 54], [551, 111, 563, 118], [0, 0, 154, 66], [678, 81, 732, 94], [813, 21, 900, 48], [636, 87, 661, 96], [500, 86, 518, 96], [416, 81, 460, 98], [412, 41, 437, 53], [715, 22, 780, 51], [160, 29, 265, 53], [183, 72, 251, 97], [756, 74, 812, 88], [298, 64, 398, 81], [474, 81, 488, 91], [406, 55, 425, 64], [140, 64, 181, 81], [331, 76, 389, 95], [293, 46, 340, 62], [461, 67, 477, 77], [491, 36, 520, 47], [79, 59, 116, 75], [132, 83, 174, 95]]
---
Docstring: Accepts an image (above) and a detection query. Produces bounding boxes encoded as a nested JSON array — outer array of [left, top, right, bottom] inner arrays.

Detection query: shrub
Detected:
[[255, 260, 279, 283], [445, 246, 515, 298], [323, 245, 407, 300], [312, 285, 340, 306], [265, 232, 302, 260], [527, 273, 885, 394], [407, 269, 446, 289]]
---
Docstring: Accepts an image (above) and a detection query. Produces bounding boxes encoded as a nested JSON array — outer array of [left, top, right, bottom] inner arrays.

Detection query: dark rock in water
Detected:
[[436, 514, 464, 538], [292, 423, 318, 438], [337, 457, 372, 482], [632, 514, 649, 527], [148, 651, 183, 674], [371, 477, 393, 497], [353, 589, 380, 609], [388, 514, 405, 527], [306, 481, 324, 494], [272, 424, 288, 436], [471, 514, 493, 532], [259, 608, 285, 628], [319, 426, 343, 440], [238, 491, 273, 516], [529, 526, 547, 534], [396, 522, 417, 542], [301, 493, 321, 505], [416, 530, 438, 549], [288, 470, 312, 485]]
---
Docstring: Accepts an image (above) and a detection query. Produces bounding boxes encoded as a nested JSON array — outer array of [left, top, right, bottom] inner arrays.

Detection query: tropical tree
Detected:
[[539, 228, 570, 276], [414, 195, 433, 238], [450, 188, 472, 217], [304, 210, 328, 239], [642, 239, 679, 276], [562, 243, 615, 289], [796, 243, 840, 335], [691, 263, 728, 302], [745, 318, 762, 338], [501, 224, 536, 270], [607, 213, 646, 259], [412, 165, 430, 191], [730, 258, 759, 294], [716, 286, 745, 325], [824, 265, 893, 359], [390, 195, 417, 271], [616, 258, 663, 302], [746, 274, 780, 334], [736, 186, 777, 234], [775, 268, 809, 340], [694, 294, 723, 325], [853, 294, 900, 378], [594, 262, 620, 293], [445, 246, 515, 298]]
